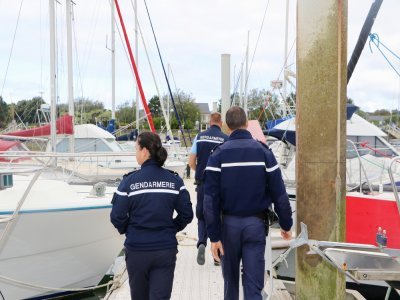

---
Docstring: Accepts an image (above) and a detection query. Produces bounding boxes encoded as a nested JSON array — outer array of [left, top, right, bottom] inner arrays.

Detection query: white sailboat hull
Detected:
[[0, 172, 124, 300], [0, 207, 123, 300]]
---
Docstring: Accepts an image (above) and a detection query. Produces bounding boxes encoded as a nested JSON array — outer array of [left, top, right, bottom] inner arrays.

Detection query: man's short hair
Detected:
[[210, 112, 222, 124], [226, 106, 247, 130]]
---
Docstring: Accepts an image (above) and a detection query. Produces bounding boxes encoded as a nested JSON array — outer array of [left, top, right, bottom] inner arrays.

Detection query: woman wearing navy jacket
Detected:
[[111, 132, 193, 300]]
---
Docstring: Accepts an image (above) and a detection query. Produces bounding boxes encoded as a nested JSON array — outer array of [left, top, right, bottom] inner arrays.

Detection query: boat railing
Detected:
[[388, 156, 400, 215], [0, 151, 137, 185], [346, 139, 374, 193], [346, 140, 400, 192]]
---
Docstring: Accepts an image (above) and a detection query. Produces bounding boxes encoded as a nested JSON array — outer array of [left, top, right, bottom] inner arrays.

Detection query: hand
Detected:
[[280, 229, 292, 240], [211, 241, 224, 262]]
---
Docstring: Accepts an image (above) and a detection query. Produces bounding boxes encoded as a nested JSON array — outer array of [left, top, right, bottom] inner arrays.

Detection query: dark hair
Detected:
[[137, 132, 168, 167], [226, 106, 247, 130]]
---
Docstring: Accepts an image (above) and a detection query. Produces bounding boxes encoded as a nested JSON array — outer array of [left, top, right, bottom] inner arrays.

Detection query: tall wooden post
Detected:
[[296, 1, 347, 299]]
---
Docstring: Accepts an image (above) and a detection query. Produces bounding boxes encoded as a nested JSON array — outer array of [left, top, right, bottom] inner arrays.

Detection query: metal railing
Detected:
[[388, 156, 400, 215]]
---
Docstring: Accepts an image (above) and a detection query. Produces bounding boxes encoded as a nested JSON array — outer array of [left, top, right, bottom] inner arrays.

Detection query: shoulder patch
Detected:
[[165, 169, 179, 176], [257, 140, 270, 150], [122, 169, 139, 179]]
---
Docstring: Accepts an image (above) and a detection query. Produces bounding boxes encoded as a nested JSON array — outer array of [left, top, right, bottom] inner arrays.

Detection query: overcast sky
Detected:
[[0, 0, 399, 113]]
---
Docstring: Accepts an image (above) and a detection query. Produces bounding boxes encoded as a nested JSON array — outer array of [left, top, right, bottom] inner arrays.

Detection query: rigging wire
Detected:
[[142, 0, 188, 149], [40, 0, 44, 96], [81, 2, 101, 81], [230, 63, 244, 107], [126, 0, 180, 150], [243, 0, 271, 94], [71, 4, 86, 123], [369, 33, 400, 78], [169, 67, 192, 143], [108, 0, 136, 80], [1, 0, 24, 97]]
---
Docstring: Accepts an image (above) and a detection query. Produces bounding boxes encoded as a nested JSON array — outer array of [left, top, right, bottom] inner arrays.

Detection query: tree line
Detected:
[[2, 90, 390, 132], [0, 91, 202, 131]]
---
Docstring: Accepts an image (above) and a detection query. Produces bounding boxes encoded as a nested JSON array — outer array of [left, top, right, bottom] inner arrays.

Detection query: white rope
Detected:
[[0, 256, 127, 293], [0, 273, 117, 292]]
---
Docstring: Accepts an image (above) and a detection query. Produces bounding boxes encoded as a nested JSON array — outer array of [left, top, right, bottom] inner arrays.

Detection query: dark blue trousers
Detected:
[[125, 248, 177, 300], [196, 184, 208, 248], [221, 216, 266, 300]]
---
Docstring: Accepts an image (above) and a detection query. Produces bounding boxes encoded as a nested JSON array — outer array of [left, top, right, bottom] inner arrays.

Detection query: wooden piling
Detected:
[[296, 1, 347, 299]]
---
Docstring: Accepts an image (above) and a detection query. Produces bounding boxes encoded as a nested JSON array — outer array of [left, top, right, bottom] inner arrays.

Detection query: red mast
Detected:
[[114, 0, 156, 132]]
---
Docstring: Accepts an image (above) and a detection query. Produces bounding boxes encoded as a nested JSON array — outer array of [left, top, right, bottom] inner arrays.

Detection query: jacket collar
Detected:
[[229, 129, 253, 140], [210, 124, 222, 131], [141, 159, 159, 168]]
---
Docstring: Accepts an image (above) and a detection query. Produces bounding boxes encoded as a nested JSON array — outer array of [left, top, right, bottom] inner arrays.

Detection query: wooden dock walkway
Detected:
[[104, 178, 293, 300]]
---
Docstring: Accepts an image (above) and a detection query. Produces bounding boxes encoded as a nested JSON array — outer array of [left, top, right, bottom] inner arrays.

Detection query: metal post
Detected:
[[221, 54, 230, 122], [66, 0, 75, 153], [49, 0, 57, 155]]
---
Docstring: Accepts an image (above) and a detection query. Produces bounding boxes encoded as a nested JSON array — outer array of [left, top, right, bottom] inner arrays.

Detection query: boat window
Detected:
[[106, 140, 124, 152], [57, 138, 112, 152]]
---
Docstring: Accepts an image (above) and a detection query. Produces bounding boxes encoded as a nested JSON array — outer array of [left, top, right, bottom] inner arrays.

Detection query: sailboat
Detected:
[[0, 1, 127, 298], [0, 159, 123, 299]]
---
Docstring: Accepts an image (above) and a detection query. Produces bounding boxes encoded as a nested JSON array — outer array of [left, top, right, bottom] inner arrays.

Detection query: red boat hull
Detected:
[[346, 194, 400, 248]]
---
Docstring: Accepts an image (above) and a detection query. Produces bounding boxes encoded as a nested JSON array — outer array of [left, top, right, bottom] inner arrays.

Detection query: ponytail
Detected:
[[137, 132, 168, 167]]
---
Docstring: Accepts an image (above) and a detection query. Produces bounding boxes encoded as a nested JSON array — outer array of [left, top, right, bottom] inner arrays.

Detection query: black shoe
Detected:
[[197, 244, 206, 265], [214, 259, 221, 266]]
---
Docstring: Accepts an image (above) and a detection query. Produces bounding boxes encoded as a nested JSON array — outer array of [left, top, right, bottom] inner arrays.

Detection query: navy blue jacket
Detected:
[[195, 125, 228, 181], [203, 129, 293, 242], [110, 159, 193, 251]]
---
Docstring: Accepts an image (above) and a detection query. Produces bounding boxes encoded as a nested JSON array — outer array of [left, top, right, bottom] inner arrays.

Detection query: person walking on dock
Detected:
[[111, 132, 193, 300], [188, 112, 228, 266], [203, 106, 293, 300]]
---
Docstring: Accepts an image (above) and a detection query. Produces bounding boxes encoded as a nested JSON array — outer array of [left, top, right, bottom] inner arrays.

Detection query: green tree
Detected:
[[163, 91, 200, 129], [116, 101, 136, 125], [246, 89, 282, 124], [148, 96, 161, 117], [14, 97, 45, 125], [0, 96, 11, 129], [372, 109, 390, 116]]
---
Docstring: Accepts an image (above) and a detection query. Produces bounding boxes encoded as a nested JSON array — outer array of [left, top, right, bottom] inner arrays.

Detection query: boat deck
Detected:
[[105, 178, 293, 300]]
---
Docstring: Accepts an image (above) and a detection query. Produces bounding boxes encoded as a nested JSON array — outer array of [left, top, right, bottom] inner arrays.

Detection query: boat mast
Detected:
[[111, 0, 116, 120], [347, 0, 383, 83], [239, 63, 243, 107], [66, 0, 74, 153], [49, 0, 57, 154], [135, 0, 140, 132], [282, 0, 290, 115], [243, 31, 249, 116], [114, 0, 155, 132]]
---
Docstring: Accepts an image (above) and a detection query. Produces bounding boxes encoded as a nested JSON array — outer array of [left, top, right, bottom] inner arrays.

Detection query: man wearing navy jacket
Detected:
[[188, 112, 228, 266], [203, 106, 293, 300]]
